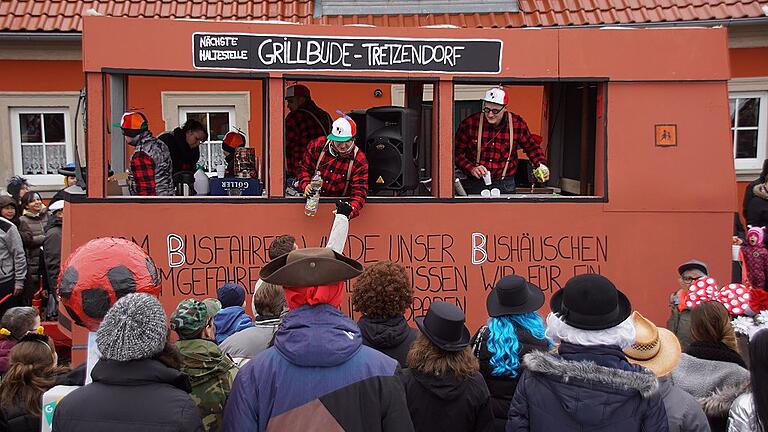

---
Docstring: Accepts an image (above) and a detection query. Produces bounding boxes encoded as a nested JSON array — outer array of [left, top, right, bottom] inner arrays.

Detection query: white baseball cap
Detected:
[[483, 87, 508, 106], [327, 117, 357, 142], [48, 199, 65, 213]]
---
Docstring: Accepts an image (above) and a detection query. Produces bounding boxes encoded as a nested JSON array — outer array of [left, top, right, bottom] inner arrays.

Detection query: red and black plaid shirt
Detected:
[[285, 101, 332, 178], [298, 137, 369, 219], [454, 112, 546, 180], [129, 151, 156, 196]]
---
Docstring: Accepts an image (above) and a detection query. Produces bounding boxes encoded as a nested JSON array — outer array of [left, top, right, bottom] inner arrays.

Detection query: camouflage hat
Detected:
[[170, 298, 222, 340]]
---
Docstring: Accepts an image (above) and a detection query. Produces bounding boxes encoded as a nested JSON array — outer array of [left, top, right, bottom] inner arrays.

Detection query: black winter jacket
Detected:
[[471, 325, 549, 432], [507, 343, 669, 432], [159, 127, 200, 176], [358, 315, 417, 368], [43, 216, 61, 292], [400, 368, 493, 432], [52, 358, 203, 432]]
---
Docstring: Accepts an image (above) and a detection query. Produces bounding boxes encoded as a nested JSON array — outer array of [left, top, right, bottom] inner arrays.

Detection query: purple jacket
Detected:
[[0, 338, 16, 375], [222, 304, 414, 432]]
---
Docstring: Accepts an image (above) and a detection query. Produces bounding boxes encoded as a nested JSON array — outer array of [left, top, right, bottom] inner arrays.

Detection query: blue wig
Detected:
[[487, 312, 549, 377]]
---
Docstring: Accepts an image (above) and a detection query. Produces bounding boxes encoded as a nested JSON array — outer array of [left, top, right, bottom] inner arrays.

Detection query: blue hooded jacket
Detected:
[[221, 304, 414, 432], [213, 306, 254, 344]]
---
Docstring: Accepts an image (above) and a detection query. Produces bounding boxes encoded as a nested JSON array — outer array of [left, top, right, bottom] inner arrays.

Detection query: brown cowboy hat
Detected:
[[259, 247, 363, 287], [623, 311, 681, 377]]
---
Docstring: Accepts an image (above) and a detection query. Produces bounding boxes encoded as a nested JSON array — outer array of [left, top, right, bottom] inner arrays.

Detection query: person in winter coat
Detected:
[[158, 118, 207, 177], [171, 298, 238, 432], [507, 274, 669, 432], [220, 282, 285, 361], [0, 307, 39, 375], [42, 199, 63, 320], [0, 206, 26, 318], [470, 276, 550, 432], [668, 260, 709, 351], [623, 311, 709, 432], [214, 283, 253, 344], [121, 111, 175, 196], [52, 293, 203, 432], [0, 333, 69, 432], [351, 260, 416, 367], [0, 195, 21, 227], [401, 301, 493, 432], [5, 176, 29, 207], [728, 328, 768, 431], [18, 192, 48, 306], [222, 247, 414, 432], [673, 301, 750, 431], [746, 177, 768, 230], [742, 159, 768, 224]]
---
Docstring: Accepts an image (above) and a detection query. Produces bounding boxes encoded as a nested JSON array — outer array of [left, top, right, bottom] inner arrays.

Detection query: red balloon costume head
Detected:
[[59, 237, 161, 331]]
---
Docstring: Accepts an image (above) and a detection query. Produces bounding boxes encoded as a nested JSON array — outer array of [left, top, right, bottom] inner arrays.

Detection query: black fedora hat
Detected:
[[415, 301, 471, 352], [550, 274, 632, 330], [259, 247, 363, 287], [487, 275, 544, 317]]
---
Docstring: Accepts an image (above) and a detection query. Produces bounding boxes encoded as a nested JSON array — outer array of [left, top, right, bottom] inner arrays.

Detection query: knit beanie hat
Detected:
[[170, 298, 221, 340], [96, 293, 167, 362], [217, 283, 246, 308]]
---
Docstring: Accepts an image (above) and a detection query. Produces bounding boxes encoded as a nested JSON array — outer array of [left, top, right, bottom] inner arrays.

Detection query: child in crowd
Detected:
[[471, 276, 549, 432], [214, 283, 253, 344], [401, 301, 493, 432], [0, 333, 69, 432], [352, 261, 416, 367], [0, 307, 40, 375]]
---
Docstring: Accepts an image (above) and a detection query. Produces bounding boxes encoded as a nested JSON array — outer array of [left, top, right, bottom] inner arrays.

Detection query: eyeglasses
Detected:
[[482, 106, 506, 115], [681, 275, 700, 284]]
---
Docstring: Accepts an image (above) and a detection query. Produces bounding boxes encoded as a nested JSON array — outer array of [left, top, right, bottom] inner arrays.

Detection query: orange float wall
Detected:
[[0, 60, 84, 91]]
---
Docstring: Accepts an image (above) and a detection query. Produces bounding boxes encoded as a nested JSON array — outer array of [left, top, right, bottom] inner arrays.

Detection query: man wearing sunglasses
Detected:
[[454, 87, 550, 194], [667, 259, 709, 351]]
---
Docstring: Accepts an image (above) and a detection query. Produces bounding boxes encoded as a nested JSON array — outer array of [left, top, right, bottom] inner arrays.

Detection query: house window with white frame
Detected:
[[730, 91, 768, 172], [178, 106, 236, 173], [10, 108, 73, 184]]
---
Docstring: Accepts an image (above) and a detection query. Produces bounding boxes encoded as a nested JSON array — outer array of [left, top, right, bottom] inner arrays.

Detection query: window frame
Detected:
[[178, 105, 237, 174], [10, 107, 74, 185], [730, 91, 768, 172]]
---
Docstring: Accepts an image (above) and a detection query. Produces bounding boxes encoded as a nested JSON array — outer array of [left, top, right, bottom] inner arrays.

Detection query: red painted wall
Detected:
[[0, 60, 84, 91], [730, 47, 768, 78]]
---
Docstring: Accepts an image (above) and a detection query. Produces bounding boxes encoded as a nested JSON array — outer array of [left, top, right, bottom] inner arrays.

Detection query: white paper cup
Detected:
[[481, 189, 491, 197], [216, 165, 226, 178], [482, 172, 492, 186], [733, 244, 741, 261], [490, 188, 501, 197]]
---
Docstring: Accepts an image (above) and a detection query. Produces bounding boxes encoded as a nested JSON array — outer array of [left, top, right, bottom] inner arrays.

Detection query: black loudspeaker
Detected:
[[365, 106, 419, 191]]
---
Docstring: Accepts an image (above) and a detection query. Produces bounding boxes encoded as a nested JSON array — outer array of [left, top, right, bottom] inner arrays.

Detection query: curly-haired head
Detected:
[[352, 261, 412, 319], [268, 235, 296, 260]]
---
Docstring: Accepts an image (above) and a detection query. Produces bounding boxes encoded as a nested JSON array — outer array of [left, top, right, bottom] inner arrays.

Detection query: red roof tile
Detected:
[[1, 0, 767, 33]]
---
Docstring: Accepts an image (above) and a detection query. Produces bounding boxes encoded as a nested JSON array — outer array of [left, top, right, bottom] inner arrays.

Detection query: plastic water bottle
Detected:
[[304, 171, 323, 216], [194, 165, 210, 195]]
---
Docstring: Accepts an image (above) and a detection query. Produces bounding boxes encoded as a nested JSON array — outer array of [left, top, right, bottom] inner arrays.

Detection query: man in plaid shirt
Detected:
[[285, 84, 332, 182], [454, 87, 549, 194], [298, 116, 368, 219], [118, 111, 175, 196]]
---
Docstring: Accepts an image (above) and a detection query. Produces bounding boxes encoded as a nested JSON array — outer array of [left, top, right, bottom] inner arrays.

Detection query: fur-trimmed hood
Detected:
[[699, 380, 751, 417], [524, 350, 660, 399]]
